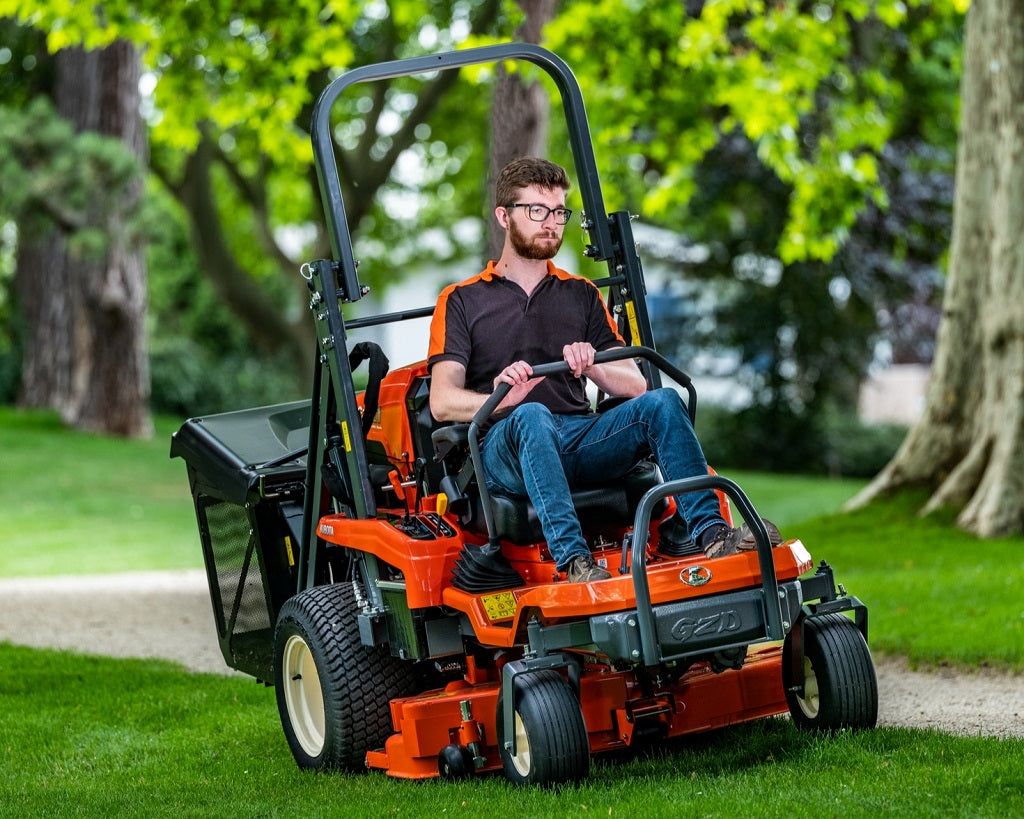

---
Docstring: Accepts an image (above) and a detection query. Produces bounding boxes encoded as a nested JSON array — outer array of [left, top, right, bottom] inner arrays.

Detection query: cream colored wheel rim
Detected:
[[510, 712, 532, 777], [281, 634, 326, 757], [795, 656, 820, 719]]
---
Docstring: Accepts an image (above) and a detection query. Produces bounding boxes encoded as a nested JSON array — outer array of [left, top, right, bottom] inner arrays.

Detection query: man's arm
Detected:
[[429, 360, 543, 422]]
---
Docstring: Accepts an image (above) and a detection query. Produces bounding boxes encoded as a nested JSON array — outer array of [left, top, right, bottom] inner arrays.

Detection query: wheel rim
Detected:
[[795, 656, 821, 719], [281, 633, 326, 757], [509, 712, 532, 777]]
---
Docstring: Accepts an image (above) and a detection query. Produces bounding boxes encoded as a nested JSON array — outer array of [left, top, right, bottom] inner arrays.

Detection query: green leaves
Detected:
[[0, 0, 156, 51], [0, 97, 144, 255], [547, 0, 964, 264]]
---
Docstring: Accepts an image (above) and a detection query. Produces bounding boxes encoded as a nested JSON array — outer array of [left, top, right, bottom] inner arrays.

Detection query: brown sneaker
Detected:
[[566, 554, 612, 582], [702, 519, 782, 559]]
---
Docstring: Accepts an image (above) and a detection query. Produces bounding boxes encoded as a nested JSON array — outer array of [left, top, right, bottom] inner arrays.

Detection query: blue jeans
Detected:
[[481, 388, 725, 570]]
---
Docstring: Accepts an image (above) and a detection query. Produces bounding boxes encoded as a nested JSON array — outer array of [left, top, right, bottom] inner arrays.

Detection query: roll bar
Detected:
[[310, 43, 615, 305]]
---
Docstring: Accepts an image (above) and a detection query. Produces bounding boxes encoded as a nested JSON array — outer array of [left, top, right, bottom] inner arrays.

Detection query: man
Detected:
[[428, 157, 779, 583]]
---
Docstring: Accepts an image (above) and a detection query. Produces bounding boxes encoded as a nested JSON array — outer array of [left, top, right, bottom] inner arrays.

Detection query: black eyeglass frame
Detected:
[[505, 203, 573, 225]]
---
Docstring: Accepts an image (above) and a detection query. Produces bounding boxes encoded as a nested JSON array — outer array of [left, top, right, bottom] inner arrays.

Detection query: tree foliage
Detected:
[[0, 0, 970, 460], [0, 98, 144, 255], [546, 0, 965, 260], [1, 0, 517, 382], [540, 0, 963, 472]]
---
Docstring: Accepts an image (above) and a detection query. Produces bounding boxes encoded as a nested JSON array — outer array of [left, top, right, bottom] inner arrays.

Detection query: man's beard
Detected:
[[509, 218, 563, 260]]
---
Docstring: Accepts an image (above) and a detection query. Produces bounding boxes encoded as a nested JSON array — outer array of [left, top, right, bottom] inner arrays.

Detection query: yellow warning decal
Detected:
[[481, 591, 517, 621], [340, 420, 352, 451], [625, 300, 641, 346], [283, 535, 295, 567]]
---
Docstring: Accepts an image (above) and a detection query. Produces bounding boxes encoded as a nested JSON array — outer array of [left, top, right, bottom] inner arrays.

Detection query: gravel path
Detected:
[[1, 570, 1021, 739]]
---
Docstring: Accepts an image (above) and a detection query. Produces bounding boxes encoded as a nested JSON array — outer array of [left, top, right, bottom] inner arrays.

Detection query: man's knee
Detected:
[[509, 402, 554, 422], [507, 402, 557, 440], [639, 387, 687, 420]]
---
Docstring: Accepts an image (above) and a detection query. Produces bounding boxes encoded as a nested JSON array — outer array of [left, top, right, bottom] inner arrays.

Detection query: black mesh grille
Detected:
[[200, 497, 272, 638]]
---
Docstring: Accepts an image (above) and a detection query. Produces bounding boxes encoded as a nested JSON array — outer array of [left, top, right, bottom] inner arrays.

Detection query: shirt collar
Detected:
[[482, 259, 559, 281]]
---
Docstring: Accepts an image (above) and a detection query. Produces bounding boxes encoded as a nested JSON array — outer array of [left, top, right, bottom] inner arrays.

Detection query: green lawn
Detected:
[[1, 643, 1021, 818], [0, 408, 200, 575], [1, 407, 1022, 816], [795, 493, 1024, 671], [2, 406, 1023, 671]]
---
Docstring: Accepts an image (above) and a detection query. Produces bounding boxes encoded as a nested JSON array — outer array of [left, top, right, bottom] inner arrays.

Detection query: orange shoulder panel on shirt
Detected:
[[427, 284, 455, 362]]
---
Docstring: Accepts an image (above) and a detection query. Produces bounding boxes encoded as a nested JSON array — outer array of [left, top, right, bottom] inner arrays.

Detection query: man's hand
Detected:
[[494, 360, 543, 408], [562, 342, 596, 378], [566, 342, 648, 399]]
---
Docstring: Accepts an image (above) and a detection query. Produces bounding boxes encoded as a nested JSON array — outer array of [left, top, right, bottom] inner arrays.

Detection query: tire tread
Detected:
[[274, 583, 416, 770], [785, 612, 878, 731]]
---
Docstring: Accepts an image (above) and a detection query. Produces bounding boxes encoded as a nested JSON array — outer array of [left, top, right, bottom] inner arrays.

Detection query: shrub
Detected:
[[149, 336, 306, 417], [697, 403, 906, 478]]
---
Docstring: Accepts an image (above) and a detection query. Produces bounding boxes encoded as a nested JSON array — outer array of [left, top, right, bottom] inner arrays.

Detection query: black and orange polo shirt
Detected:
[[427, 260, 625, 415]]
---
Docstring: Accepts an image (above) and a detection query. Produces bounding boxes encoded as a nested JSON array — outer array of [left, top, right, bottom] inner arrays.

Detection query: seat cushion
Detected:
[[481, 460, 665, 545]]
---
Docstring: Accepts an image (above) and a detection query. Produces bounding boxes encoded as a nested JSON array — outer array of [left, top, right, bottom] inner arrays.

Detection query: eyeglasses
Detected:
[[505, 203, 573, 225]]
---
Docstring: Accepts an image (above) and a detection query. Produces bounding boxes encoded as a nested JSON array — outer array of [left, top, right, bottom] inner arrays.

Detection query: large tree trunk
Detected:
[[16, 41, 151, 437], [14, 241, 78, 412], [486, 0, 558, 260], [847, 0, 1024, 537]]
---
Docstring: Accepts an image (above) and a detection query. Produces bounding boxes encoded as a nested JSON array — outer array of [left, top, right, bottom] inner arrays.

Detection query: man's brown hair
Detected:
[[495, 157, 570, 207]]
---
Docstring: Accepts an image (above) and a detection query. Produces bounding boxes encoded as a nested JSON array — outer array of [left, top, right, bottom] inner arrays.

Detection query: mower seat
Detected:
[[485, 460, 664, 545]]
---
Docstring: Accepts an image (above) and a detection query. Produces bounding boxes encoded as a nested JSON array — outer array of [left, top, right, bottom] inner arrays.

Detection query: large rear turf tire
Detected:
[[496, 670, 590, 786], [784, 612, 878, 732], [273, 582, 415, 770]]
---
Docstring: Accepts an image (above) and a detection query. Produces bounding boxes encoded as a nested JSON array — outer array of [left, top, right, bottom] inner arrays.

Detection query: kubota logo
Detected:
[[680, 565, 712, 586], [670, 610, 742, 642]]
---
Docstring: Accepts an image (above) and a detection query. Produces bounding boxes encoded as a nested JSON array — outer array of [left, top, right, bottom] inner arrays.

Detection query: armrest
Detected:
[[431, 423, 470, 461]]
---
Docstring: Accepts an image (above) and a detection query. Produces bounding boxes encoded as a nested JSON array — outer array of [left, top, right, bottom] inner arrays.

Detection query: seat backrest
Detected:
[[361, 361, 454, 491]]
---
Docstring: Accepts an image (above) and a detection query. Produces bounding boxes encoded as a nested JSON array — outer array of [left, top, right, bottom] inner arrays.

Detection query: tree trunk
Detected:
[[847, 0, 1024, 537], [16, 41, 152, 437], [486, 0, 558, 260], [14, 240, 78, 413]]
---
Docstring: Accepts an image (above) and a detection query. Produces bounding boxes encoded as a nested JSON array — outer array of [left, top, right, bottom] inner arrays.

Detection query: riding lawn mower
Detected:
[[171, 43, 878, 786]]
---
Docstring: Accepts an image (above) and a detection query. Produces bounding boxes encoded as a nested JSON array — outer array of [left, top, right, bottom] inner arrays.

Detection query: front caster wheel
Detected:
[[496, 670, 589, 786], [784, 612, 878, 731]]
